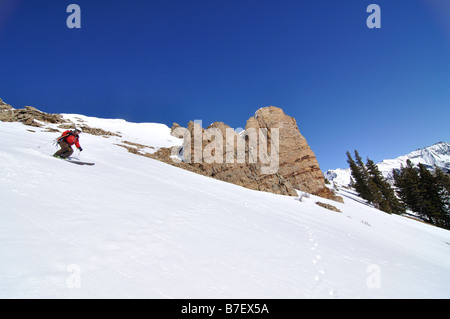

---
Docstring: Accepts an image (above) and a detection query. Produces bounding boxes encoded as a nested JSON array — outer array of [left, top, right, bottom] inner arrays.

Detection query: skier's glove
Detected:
[[78, 147, 83, 151]]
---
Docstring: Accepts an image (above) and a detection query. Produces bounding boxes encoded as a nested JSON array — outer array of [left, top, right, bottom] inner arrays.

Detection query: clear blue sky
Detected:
[[1, 0, 449, 171]]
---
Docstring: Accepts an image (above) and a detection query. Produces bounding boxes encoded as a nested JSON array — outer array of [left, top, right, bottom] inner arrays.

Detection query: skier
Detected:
[[53, 129, 83, 159]]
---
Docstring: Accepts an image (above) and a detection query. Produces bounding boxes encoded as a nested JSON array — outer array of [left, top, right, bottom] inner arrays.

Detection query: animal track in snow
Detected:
[[308, 229, 337, 298]]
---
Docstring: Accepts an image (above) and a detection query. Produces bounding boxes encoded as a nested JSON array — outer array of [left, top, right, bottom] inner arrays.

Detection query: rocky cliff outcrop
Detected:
[[246, 107, 326, 194], [0, 99, 66, 127], [0, 98, 121, 137], [154, 106, 343, 202]]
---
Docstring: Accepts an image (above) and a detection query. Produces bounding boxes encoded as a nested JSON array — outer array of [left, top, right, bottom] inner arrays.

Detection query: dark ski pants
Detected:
[[54, 140, 73, 158]]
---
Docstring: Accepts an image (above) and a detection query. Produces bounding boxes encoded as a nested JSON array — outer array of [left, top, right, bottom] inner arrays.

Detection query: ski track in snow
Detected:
[[1, 119, 450, 299]]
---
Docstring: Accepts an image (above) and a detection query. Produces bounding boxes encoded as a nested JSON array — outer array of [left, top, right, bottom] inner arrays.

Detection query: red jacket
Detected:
[[60, 130, 81, 149]]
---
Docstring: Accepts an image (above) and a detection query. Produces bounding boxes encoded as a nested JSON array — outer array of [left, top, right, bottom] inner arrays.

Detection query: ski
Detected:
[[53, 156, 95, 166], [65, 159, 95, 166]]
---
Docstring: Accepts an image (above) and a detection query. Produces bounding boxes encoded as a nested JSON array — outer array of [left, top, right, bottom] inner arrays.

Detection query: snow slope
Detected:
[[1, 118, 449, 298], [324, 142, 450, 186]]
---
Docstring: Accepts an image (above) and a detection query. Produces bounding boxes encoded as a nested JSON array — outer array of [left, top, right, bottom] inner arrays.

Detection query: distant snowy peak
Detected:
[[324, 142, 450, 185], [388, 141, 450, 170], [378, 141, 450, 173]]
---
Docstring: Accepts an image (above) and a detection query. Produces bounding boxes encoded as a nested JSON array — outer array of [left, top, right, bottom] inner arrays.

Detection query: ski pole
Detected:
[[37, 139, 57, 149]]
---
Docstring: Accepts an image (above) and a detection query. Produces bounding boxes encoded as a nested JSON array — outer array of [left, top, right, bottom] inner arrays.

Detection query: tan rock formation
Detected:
[[0, 101, 66, 127], [0, 98, 122, 138], [158, 106, 343, 202]]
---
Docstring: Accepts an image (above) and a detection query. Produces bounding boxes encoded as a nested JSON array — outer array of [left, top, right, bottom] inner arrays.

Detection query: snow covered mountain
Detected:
[[324, 142, 450, 186], [1, 116, 449, 298]]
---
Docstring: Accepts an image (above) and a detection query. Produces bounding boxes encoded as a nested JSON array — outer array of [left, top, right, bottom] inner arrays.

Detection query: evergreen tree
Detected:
[[349, 176, 356, 189], [434, 167, 450, 228], [418, 164, 446, 226], [393, 160, 422, 214], [367, 177, 383, 209], [354, 151, 371, 185], [346, 151, 405, 214], [366, 158, 404, 214], [347, 151, 371, 202], [393, 161, 450, 230], [392, 169, 407, 211], [435, 167, 450, 194], [353, 150, 375, 202], [417, 164, 436, 223]]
